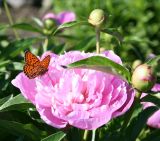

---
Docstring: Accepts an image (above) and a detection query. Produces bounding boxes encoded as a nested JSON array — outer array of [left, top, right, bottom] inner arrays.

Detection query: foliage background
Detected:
[[0, 0, 160, 141]]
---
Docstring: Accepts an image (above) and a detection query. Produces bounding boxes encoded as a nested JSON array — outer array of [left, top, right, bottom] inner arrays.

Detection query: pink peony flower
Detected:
[[43, 11, 76, 25], [43, 13, 57, 21], [12, 51, 135, 130], [141, 84, 160, 128]]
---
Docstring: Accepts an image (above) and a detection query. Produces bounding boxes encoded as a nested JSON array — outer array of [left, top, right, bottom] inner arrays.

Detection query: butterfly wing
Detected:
[[23, 51, 51, 79], [23, 65, 39, 79], [40, 55, 51, 69], [25, 51, 40, 66]]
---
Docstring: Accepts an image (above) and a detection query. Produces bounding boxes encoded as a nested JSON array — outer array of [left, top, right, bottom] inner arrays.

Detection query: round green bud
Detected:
[[132, 60, 142, 70], [44, 19, 57, 30], [131, 64, 157, 92], [43, 28, 52, 35], [88, 9, 106, 27]]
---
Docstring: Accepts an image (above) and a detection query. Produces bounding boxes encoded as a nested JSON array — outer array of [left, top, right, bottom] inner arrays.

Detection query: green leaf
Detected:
[[52, 43, 65, 54], [101, 28, 123, 43], [41, 131, 66, 141], [147, 55, 160, 72], [12, 62, 23, 70], [71, 36, 95, 51], [0, 120, 44, 140], [141, 93, 160, 108], [142, 130, 160, 141], [0, 60, 10, 67], [0, 24, 9, 31], [2, 37, 39, 58], [67, 128, 82, 141], [125, 106, 158, 141], [66, 56, 131, 81], [123, 36, 150, 44], [12, 23, 42, 33], [0, 95, 13, 106], [0, 94, 33, 112], [52, 21, 87, 35], [32, 17, 43, 27]]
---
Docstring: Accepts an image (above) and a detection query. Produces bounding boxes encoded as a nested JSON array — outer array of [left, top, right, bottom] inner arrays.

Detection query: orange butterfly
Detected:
[[23, 51, 51, 79]]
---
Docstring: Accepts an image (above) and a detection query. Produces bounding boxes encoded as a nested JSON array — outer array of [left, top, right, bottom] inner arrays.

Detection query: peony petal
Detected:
[[57, 11, 76, 24], [103, 50, 122, 64], [141, 84, 160, 128], [69, 110, 112, 130], [113, 85, 135, 117], [147, 110, 160, 128], [37, 107, 68, 128], [11, 73, 36, 104], [43, 12, 57, 21], [151, 84, 160, 92]]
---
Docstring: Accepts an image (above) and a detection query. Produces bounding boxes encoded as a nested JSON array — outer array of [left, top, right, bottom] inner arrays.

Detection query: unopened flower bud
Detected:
[[43, 28, 52, 35], [132, 60, 142, 70], [44, 19, 57, 30], [88, 9, 106, 27], [131, 64, 157, 92]]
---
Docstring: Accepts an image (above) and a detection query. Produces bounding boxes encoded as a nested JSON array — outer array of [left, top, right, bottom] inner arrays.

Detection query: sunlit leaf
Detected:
[[41, 131, 66, 141], [12, 62, 23, 70], [12, 23, 42, 33], [0, 95, 13, 106], [147, 55, 160, 72], [0, 60, 10, 67], [52, 21, 88, 35], [66, 56, 131, 81], [32, 17, 43, 27], [2, 37, 39, 58], [0, 94, 33, 112]]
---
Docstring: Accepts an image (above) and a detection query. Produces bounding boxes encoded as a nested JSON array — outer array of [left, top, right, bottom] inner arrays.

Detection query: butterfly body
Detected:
[[23, 51, 51, 79]]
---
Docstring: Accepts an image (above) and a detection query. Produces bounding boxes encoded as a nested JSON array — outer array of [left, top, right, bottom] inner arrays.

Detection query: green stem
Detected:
[[3, 0, 19, 40], [95, 27, 100, 54], [136, 90, 142, 99], [91, 129, 96, 141], [83, 130, 89, 141], [121, 91, 142, 130], [43, 38, 49, 52]]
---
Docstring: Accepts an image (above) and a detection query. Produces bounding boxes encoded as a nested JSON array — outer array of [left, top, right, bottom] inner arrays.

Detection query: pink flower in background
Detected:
[[12, 51, 135, 130], [43, 13, 57, 21], [43, 11, 76, 25], [141, 84, 160, 128]]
